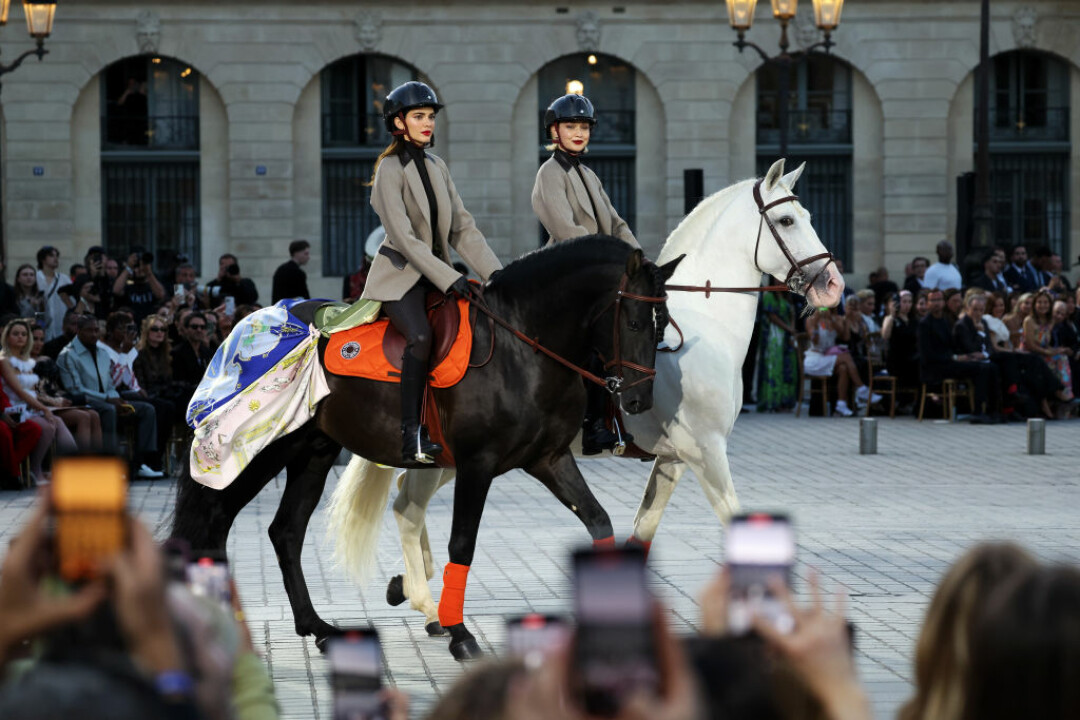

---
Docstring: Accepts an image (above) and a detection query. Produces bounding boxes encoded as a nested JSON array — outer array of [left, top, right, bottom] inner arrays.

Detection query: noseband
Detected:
[[594, 272, 668, 393], [752, 178, 834, 296]]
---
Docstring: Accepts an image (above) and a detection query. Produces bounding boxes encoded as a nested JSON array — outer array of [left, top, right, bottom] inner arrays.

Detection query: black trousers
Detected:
[[383, 282, 433, 362], [926, 361, 1000, 414]]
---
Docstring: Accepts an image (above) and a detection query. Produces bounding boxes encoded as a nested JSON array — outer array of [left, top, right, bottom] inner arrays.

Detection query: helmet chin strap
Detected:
[[552, 126, 583, 156], [394, 111, 432, 148]]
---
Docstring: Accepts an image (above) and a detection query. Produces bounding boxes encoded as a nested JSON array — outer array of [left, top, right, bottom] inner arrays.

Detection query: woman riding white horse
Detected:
[[329, 158, 845, 631]]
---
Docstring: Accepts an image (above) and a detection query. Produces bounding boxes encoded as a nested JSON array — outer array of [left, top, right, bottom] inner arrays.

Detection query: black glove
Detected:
[[450, 276, 469, 297]]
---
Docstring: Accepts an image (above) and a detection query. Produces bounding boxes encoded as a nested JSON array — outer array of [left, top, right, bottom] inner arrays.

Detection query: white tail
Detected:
[[327, 454, 397, 583]]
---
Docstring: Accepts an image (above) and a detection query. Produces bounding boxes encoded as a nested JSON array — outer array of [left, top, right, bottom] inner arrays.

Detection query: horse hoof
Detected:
[[449, 637, 483, 661], [425, 621, 449, 637], [314, 634, 330, 654], [386, 575, 406, 606]]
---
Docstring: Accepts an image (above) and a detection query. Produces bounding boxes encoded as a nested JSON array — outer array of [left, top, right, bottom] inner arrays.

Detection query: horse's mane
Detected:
[[657, 178, 755, 264], [487, 235, 634, 297]]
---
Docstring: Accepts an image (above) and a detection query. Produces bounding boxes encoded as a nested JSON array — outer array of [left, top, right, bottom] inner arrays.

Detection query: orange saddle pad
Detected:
[[323, 296, 473, 388]]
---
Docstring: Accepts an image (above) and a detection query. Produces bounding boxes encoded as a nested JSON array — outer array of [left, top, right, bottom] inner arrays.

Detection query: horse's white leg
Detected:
[[391, 468, 452, 632], [630, 457, 687, 545], [686, 438, 741, 525]]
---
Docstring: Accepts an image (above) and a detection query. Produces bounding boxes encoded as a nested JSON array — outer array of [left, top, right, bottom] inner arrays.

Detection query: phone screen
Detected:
[[572, 547, 658, 717], [328, 629, 385, 720], [724, 513, 796, 635], [51, 456, 128, 582], [186, 555, 232, 607], [505, 614, 570, 668]]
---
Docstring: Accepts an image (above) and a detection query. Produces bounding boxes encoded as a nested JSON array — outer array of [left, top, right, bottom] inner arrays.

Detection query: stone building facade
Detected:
[[1, 0, 1077, 298]]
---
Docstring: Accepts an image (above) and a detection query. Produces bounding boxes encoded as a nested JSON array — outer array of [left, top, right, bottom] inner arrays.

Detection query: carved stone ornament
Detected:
[[136, 10, 161, 54], [1012, 7, 1037, 49], [792, 6, 820, 50], [576, 11, 601, 53], [355, 12, 382, 53]]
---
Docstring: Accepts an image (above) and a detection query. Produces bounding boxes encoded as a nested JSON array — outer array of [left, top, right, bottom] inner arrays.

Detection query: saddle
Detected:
[[322, 292, 473, 388]]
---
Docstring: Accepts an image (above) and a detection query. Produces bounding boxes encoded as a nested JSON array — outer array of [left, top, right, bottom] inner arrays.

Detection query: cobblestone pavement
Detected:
[[2, 413, 1078, 719]]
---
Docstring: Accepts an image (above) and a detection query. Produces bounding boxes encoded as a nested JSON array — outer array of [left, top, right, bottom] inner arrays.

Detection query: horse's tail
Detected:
[[328, 454, 396, 584]]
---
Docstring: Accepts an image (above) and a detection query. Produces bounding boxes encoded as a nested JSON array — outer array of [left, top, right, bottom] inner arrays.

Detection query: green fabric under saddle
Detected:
[[314, 299, 382, 337]]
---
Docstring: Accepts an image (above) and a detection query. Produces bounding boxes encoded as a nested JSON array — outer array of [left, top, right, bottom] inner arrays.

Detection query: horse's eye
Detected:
[[628, 320, 642, 332], [778, 216, 795, 227]]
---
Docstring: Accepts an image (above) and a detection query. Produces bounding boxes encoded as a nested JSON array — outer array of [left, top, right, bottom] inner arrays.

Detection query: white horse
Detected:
[[328, 158, 845, 635]]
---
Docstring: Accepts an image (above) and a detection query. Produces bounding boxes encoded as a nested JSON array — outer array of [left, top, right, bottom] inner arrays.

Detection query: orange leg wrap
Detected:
[[626, 536, 652, 560], [438, 562, 470, 627], [592, 536, 616, 549]]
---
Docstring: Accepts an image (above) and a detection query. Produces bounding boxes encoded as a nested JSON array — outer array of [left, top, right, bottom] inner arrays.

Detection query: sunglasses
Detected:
[[188, 324, 206, 330], [148, 326, 167, 332]]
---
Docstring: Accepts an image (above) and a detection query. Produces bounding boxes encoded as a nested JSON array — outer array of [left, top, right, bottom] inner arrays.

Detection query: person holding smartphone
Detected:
[[113, 248, 166, 324]]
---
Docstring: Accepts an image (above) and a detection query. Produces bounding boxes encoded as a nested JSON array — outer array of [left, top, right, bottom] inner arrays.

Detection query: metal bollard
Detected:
[[859, 417, 878, 455], [1027, 418, 1046, 455]]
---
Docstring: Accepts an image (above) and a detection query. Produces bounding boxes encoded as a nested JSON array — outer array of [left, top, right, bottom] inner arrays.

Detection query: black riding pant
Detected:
[[383, 281, 434, 362]]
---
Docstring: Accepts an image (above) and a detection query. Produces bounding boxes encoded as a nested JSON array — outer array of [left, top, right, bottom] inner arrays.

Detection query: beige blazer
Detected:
[[531, 153, 639, 248], [362, 150, 503, 302]]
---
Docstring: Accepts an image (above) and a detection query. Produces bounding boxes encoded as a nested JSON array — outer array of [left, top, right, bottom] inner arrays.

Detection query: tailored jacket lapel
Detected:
[[566, 164, 598, 227], [401, 158, 431, 234], [432, 166, 453, 247]]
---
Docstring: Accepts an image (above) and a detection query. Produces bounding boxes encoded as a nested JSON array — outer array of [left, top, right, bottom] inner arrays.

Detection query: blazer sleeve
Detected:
[[370, 160, 461, 292], [441, 160, 502, 280], [596, 181, 640, 248], [952, 319, 978, 355], [532, 162, 590, 241]]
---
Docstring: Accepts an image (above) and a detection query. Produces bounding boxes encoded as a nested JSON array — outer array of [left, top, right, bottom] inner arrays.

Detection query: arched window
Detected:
[[321, 55, 417, 276], [537, 54, 636, 241], [756, 56, 852, 266], [100, 55, 200, 264], [980, 50, 1070, 261]]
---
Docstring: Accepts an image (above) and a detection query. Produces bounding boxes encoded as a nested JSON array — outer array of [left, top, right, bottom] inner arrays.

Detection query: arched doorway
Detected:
[[100, 55, 201, 265], [320, 54, 419, 276], [537, 53, 637, 242], [755, 55, 853, 267]]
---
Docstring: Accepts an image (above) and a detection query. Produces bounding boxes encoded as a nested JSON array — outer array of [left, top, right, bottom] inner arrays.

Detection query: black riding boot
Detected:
[[581, 379, 631, 455], [401, 354, 443, 464]]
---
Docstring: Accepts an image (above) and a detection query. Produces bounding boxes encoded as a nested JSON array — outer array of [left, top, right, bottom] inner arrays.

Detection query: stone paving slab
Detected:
[[2, 413, 1078, 719]]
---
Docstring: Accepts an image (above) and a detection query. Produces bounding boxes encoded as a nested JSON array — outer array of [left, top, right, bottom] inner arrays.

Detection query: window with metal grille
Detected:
[[321, 55, 418, 276], [756, 57, 853, 267], [537, 54, 636, 244], [100, 56, 200, 265], [978, 50, 1071, 264]]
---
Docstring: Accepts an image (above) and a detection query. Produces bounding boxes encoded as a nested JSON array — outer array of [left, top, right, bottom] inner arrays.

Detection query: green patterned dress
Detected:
[[756, 291, 798, 412]]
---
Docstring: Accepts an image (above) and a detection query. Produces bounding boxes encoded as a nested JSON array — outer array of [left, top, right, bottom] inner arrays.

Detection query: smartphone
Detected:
[[51, 456, 128, 582], [186, 552, 232, 607], [505, 613, 570, 669], [571, 546, 658, 717], [327, 628, 386, 720], [174, 283, 185, 298], [224, 295, 236, 317], [724, 513, 796, 636]]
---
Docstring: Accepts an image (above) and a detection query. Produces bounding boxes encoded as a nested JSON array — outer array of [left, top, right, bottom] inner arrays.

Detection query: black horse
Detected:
[[173, 236, 681, 659]]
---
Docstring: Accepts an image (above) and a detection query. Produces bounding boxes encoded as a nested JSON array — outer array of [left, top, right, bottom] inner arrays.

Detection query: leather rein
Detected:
[[660, 177, 835, 353], [465, 270, 667, 395]]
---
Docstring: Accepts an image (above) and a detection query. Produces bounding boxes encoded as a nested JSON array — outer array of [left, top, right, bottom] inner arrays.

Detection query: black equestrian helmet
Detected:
[[544, 94, 597, 131], [383, 81, 444, 133]]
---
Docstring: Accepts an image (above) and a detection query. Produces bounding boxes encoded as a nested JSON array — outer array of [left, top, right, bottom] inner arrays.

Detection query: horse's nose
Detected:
[[625, 398, 642, 414]]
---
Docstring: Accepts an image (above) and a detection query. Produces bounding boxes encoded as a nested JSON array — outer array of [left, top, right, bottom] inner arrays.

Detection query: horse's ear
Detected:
[[658, 254, 685, 282], [763, 158, 786, 192], [626, 248, 644, 275], [781, 162, 806, 190]]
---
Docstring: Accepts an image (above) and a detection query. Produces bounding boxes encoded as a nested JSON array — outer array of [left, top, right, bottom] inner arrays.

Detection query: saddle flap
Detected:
[[382, 291, 461, 372]]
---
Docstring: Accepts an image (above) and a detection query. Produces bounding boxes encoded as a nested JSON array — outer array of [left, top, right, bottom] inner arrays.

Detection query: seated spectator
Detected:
[[943, 287, 963, 326], [101, 311, 172, 471], [922, 241, 962, 291], [804, 306, 879, 417], [56, 315, 161, 478], [0, 319, 77, 483], [172, 312, 214, 411], [882, 290, 919, 389], [1052, 299, 1079, 398], [1021, 290, 1074, 411], [904, 256, 929, 295], [986, 292, 1009, 336], [917, 288, 1001, 423], [897, 543, 1037, 720], [0, 391, 42, 490], [970, 248, 1009, 294], [854, 289, 879, 332], [112, 248, 166, 324], [29, 324, 101, 451], [13, 264, 44, 322], [134, 315, 188, 425], [842, 296, 870, 374], [1003, 292, 1032, 349], [42, 310, 79, 360], [1004, 244, 1038, 294], [914, 288, 930, 321]]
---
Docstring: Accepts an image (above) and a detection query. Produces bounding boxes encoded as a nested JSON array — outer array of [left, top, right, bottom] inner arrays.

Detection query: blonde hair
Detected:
[[137, 314, 172, 355], [0, 318, 34, 362]]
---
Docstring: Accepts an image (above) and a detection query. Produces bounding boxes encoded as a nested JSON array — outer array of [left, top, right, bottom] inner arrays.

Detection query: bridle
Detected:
[[466, 268, 667, 395], [751, 177, 834, 296]]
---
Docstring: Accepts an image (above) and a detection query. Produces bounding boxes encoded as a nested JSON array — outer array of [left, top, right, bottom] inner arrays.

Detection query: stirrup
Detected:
[[404, 424, 442, 464]]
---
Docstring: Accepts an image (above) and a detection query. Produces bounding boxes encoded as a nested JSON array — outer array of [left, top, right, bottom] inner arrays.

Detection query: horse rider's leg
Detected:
[[439, 464, 496, 660], [687, 439, 741, 525], [526, 450, 615, 544], [629, 456, 688, 555], [389, 467, 448, 637], [268, 432, 342, 646]]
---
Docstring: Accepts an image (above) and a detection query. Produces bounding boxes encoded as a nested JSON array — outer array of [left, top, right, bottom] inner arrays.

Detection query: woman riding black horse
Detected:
[[362, 81, 502, 464], [532, 93, 638, 454]]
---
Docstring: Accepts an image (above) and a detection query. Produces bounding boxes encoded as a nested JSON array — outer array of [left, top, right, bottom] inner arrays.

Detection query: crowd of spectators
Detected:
[[2, 490, 1078, 720], [754, 240, 1080, 423], [0, 241, 317, 488]]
